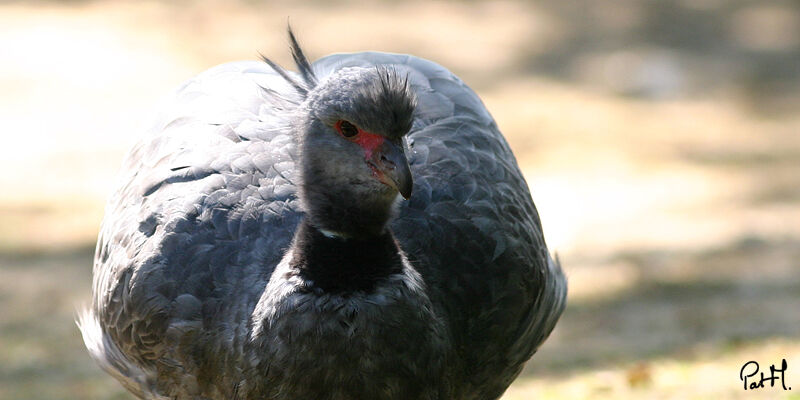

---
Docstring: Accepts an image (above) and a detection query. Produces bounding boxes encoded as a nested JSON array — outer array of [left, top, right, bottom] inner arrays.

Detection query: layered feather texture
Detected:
[[80, 43, 567, 400]]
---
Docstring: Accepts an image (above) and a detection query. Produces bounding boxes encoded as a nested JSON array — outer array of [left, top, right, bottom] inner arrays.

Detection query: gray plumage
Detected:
[[80, 30, 567, 400]]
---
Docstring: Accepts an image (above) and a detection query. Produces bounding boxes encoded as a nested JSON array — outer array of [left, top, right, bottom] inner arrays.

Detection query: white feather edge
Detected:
[[76, 307, 166, 399]]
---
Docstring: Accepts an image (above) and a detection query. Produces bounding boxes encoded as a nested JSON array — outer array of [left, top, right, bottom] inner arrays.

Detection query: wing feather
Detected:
[[85, 51, 566, 399]]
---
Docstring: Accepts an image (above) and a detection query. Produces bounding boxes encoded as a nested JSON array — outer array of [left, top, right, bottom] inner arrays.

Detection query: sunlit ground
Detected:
[[1, 1, 798, 399]]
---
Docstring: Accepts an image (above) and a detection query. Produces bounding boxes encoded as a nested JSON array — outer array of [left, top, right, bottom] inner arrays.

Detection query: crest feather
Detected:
[[260, 25, 318, 96]]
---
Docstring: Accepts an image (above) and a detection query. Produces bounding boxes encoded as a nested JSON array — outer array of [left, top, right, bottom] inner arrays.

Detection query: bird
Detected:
[[79, 28, 567, 400]]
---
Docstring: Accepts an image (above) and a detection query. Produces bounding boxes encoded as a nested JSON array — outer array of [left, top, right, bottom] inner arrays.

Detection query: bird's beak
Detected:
[[372, 140, 413, 200]]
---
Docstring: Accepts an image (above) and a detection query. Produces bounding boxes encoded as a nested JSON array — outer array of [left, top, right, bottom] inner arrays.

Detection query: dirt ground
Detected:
[[0, 1, 798, 399]]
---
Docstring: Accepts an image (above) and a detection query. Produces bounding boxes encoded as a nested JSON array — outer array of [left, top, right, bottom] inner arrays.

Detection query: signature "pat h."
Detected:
[[740, 359, 791, 391]]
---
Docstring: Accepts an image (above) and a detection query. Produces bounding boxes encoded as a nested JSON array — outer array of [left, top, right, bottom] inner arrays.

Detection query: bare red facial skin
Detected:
[[354, 130, 387, 181], [353, 129, 385, 159], [335, 120, 392, 185], [335, 120, 385, 158]]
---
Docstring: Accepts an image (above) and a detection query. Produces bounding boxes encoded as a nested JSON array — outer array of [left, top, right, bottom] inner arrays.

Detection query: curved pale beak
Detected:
[[371, 140, 413, 199]]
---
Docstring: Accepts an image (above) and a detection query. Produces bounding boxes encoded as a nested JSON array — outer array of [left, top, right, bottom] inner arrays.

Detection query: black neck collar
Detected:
[[290, 220, 404, 294]]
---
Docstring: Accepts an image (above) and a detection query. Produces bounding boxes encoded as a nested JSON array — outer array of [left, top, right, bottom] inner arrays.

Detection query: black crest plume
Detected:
[[260, 26, 318, 96]]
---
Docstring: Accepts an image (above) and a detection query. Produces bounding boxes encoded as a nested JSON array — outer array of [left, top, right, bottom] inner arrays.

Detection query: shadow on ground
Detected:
[[0, 245, 129, 400], [524, 235, 800, 377], [514, 0, 800, 112]]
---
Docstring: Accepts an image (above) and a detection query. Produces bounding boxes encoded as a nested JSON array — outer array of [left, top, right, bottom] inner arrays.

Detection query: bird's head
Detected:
[[263, 29, 416, 238]]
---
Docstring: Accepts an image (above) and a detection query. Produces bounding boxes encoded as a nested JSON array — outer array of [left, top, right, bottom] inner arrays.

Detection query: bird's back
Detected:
[[82, 52, 566, 400]]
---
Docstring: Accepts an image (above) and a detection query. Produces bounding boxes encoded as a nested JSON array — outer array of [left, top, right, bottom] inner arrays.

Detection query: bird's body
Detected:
[[80, 34, 566, 400]]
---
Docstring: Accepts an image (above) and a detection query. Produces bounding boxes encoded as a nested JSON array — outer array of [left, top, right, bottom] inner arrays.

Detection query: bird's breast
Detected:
[[242, 253, 451, 399]]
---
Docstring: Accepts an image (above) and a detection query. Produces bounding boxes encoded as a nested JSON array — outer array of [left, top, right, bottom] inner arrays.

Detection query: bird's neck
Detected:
[[302, 193, 397, 239], [289, 219, 404, 293]]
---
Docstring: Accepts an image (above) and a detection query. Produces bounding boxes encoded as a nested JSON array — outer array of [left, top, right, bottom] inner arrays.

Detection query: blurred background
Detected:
[[1, 0, 798, 398]]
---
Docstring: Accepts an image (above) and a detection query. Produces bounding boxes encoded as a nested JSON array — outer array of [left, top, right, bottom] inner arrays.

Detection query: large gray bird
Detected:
[[79, 29, 567, 400]]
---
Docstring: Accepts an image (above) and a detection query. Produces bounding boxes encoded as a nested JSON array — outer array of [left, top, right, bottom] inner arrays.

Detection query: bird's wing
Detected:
[[88, 60, 306, 398], [88, 52, 566, 399], [315, 52, 568, 398]]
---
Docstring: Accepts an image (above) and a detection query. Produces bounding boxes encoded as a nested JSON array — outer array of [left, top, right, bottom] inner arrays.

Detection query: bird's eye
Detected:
[[335, 120, 359, 138]]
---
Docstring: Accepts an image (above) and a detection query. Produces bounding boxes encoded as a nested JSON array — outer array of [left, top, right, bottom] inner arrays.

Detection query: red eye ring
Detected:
[[335, 120, 359, 138]]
